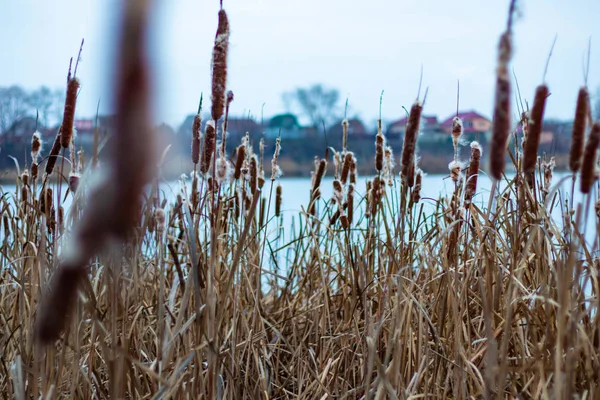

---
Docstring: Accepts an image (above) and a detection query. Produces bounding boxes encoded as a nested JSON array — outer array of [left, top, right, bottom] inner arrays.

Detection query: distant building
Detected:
[[177, 114, 261, 140], [441, 111, 491, 135], [265, 113, 302, 139], [329, 118, 369, 137], [388, 115, 440, 138]]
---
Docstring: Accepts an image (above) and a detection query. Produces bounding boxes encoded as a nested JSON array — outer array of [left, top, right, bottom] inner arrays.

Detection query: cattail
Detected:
[[39, 188, 53, 214], [3, 213, 9, 240], [221, 90, 234, 155], [464, 141, 482, 207], [332, 149, 342, 178], [211, 9, 230, 121], [448, 161, 462, 183], [234, 144, 246, 180], [340, 213, 349, 230], [21, 185, 29, 205], [308, 187, 320, 216], [350, 157, 357, 185], [69, 172, 80, 193], [384, 146, 395, 185], [191, 171, 199, 209], [406, 156, 416, 188], [275, 184, 282, 217], [580, 122, 600, 194], [340, 152, 353, 184], [271, 137, 282, 180], [375, 132, 385, 171], [342, 119, 349, 151], [520, 111, 529, 151], [58, 206, 65, 234], [369, 177, 383, 218], [570, 87, 589, 173], [451, 117, 463, 161], [312, 158, 327, 193], [411, 169, 423, 204], [216, 156, 232, 183], [200, 121, 216, 175], [61, 76, 81, 149], [46, 130, 62, 175], [31, 162, 39, 181], [523, 84, 549, 175], [333, 179, 344, 204], [22, 169, 29, 186], [400, 102, 422, 185], [542, 157, 555, 193], [347, 184, 354, 225], [249, 155, 258, 195], [192, 114, 201, 164], [31, 131, 42, 161], [155, 208, 166, 233], [489, 30, 513, 180]]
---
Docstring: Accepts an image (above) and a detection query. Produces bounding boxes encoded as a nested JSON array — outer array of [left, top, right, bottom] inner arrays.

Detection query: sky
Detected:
[[1, 0, 599, 130]]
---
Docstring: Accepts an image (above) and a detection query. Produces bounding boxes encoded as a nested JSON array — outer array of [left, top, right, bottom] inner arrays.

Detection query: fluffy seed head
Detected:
[[61, 77, 81, 148], [211, 9, 230, 121], [200, 121, 217, 175], [31, 131, 42, 161]]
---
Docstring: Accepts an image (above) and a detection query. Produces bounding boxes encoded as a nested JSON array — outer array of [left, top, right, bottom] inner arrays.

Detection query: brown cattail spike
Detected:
[[464, 141, 482, 207], [570, 87, 589, 173], [249, 155, 258, 195], [347, 184, 354, 225], [341, 152, 353, 184], [580, 122, 600, 194], [211, 9, 230, 121], [200, 121, 216, 175], [234, 144, 246, 180], [46, 130, 62, 175], [489, 25, 514, 180], [61, 77, 81, 149], [192, 114, 202, 164], [400, 102, 422, 185], [523, 84, 549, 175], [375, 133, 385, 171], [275, 184, 282, 217]]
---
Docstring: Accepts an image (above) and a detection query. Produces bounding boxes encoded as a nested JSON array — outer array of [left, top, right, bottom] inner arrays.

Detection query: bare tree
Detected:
[[283, 84, 341, 128], [27, 86, 55, 128], [0, 86, 29, 133]]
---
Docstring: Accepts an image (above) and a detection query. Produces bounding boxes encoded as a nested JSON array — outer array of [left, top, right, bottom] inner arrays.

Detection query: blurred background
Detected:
[[0, 0, 598, 176]]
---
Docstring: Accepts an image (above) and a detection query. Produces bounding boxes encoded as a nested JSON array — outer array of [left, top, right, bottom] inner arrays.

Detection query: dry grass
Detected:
[[2, 1, 600, 399]]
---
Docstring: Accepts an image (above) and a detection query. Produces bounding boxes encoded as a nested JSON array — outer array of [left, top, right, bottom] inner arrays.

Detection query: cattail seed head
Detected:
[[61, 77, 81, 148], [375, 133, 385, 171], [22, 169, 29, 186], [275, 184, 282, 217], [341, 152, 354, 184], [580, 122, 600, 194], [384, 146, 395, 185], [31, 162, 39, 181], [312, 158, 327, 192], [211, 9, 230, 121], [350, 157, 357, 184], [400, 102, 422, 185], [333, 179, 344, 204], [411, 169, 423, 204], [347, 184, 354, 225], [216, 156, 232, 183], [271, 137, 282, 180], [155, 208, 166, 233], [523, 84, 549, 174], [234, 144, 246, 180], [46, 131, 62, 175], [570, 87, 589, 173], [192, 114, 202, 164], [448, 161, 462, 183], [200, 121, 217, 175], [39, 187, 53, 214], [69, 172, 81, 193], [489, 31, 513, 180], [31, 131, 42, 161], [249, 155, 258, 195], [464, 141, 482, 207]]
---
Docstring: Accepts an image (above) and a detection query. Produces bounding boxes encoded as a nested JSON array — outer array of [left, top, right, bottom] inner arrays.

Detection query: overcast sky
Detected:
[[1, 0, 599, 129]]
